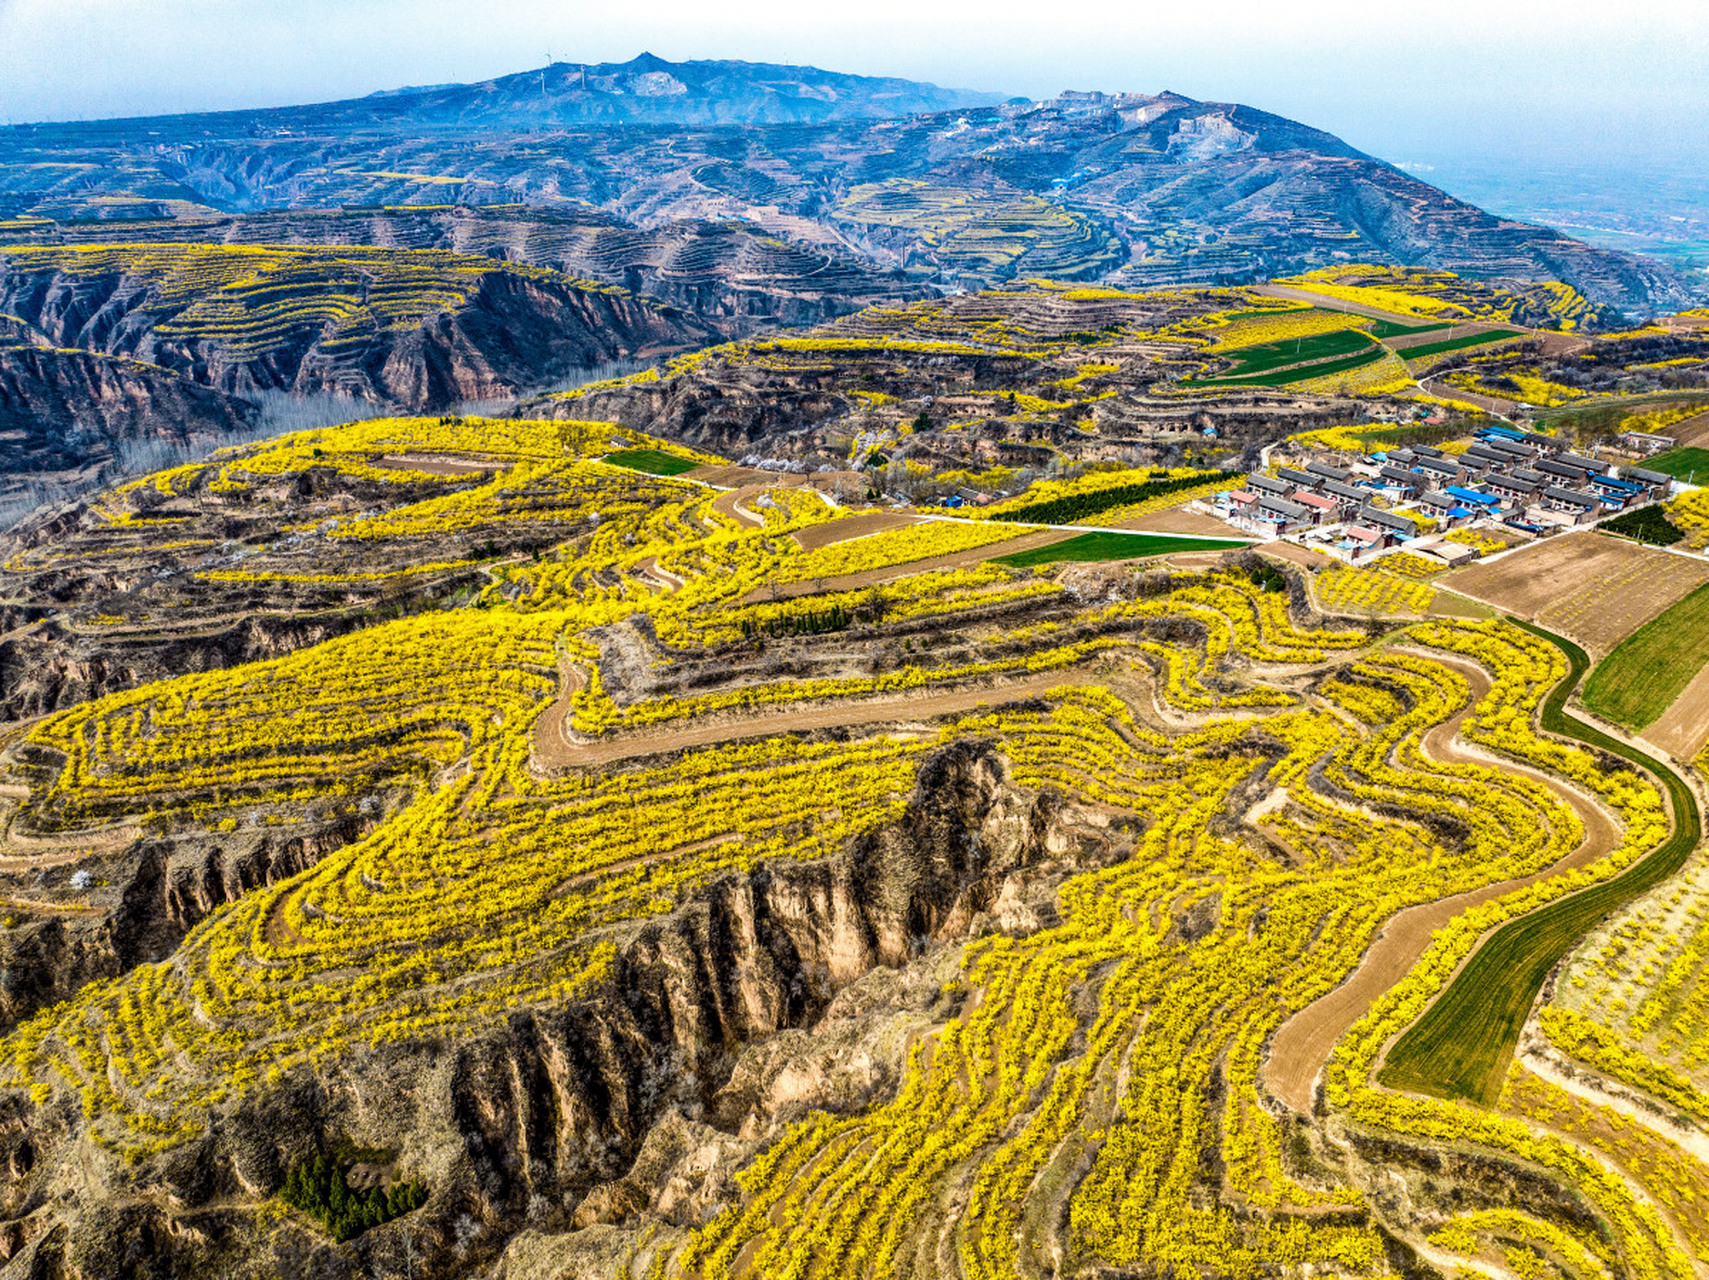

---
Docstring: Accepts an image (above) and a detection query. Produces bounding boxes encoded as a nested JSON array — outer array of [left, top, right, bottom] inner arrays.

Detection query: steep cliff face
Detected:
[[357, 270, 701, 407], [557, 367, 851, 458], [0, 742, 1124, 1279], [0, 346, 256, 495], [0, 252, 714, 412]]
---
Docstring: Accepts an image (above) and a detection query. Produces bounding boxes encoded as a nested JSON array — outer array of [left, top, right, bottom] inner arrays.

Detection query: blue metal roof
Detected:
[[1445, 486, 1500, 506], [1592, 475, 1643, 493]]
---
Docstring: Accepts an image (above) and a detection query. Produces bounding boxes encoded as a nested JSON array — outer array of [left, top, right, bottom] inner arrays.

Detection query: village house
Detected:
[[1540, 486, 1602, 523]]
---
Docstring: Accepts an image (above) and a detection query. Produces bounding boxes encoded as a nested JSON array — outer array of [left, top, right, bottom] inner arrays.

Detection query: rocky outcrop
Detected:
[[0, 822, 367, 1032], [355, 270, 705, 408], [0, 741, 1125, 1279]]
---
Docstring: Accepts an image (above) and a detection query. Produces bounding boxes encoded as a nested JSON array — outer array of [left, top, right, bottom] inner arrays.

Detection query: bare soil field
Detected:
[[1258, 541, 1334, 570], [792, 511, 918, 551], [1666, 411, 1709, 448], [1117, 506, 1239, 537], [1443, 532, 1709, 655], [685, 464, 774, 488], [1163, 550, 1236, 572], [1535, 331, 1591, 358], [1265, 655, 1619, 1113], [377, 453, 494, 475], [804, 470, 865, 493], [1646, 662, 1709, 761]]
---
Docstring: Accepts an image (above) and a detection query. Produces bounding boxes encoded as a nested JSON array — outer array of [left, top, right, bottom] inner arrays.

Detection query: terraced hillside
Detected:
[[515, 277, 1709, 471], [0, 242, 713, 406], [0, 242, 717, 499], [0, 59, 1698, 313], [0, 205, 921, 334], [0, 396, 1705, 1279]]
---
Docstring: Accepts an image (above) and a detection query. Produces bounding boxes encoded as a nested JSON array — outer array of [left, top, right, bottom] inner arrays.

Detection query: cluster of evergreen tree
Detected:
[[1602, 504, 1683, 546], [280, 1154, 428, 1243], [739, 604, 854, 639], [1247, 563, 1288, 593], [1002, 470, 1226, 526]]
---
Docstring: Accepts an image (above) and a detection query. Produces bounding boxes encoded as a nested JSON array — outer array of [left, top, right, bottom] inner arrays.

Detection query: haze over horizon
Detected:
[[3, 0, 1705, 172]]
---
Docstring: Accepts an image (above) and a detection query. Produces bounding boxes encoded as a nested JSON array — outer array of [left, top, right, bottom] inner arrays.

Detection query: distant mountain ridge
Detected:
[[21, 53, 1004, 134], [0, 55, 1701, 317]]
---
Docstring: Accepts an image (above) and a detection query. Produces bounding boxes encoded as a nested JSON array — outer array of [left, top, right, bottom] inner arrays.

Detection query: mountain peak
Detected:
[[346, 54, 1005, 128]]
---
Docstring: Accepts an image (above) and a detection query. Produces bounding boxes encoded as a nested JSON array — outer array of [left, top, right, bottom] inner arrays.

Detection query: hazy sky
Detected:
[[2, 0, 1706, 174]]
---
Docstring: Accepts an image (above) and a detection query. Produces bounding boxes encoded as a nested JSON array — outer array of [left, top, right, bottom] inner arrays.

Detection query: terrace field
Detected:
[[833, 181, 1126, 285], [0, 242, 715, 485], [1275, 265, 1608, 331], [989, 529, 1245, 565], [0, 267, 1707, 1279], [1185, 328, 1381, 386], [1583, 581, 1709, 729], [1380, 624, 1699, 1103], [1397, 327, 1527, 361], [11, 44, 1709, 1276], [0, 365, 1704, 1279], [602, 446, 707, 476]]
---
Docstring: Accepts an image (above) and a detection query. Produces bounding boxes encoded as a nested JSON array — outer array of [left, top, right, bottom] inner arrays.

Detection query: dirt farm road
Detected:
[[1264, 653, 1620, 1114]]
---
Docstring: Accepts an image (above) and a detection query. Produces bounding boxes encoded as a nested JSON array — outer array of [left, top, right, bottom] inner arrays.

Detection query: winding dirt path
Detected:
[[633, 557, 683, 594], [375, 454, 496, 476], [529, 655, 589, 767], [0, 895, 99, 917], [712, 485, 770, 528], [264, 890, 307, 950], [1264, 653, 1621, 1113], [533, 672, 1076, 770], [0, 781, 141, 870]]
